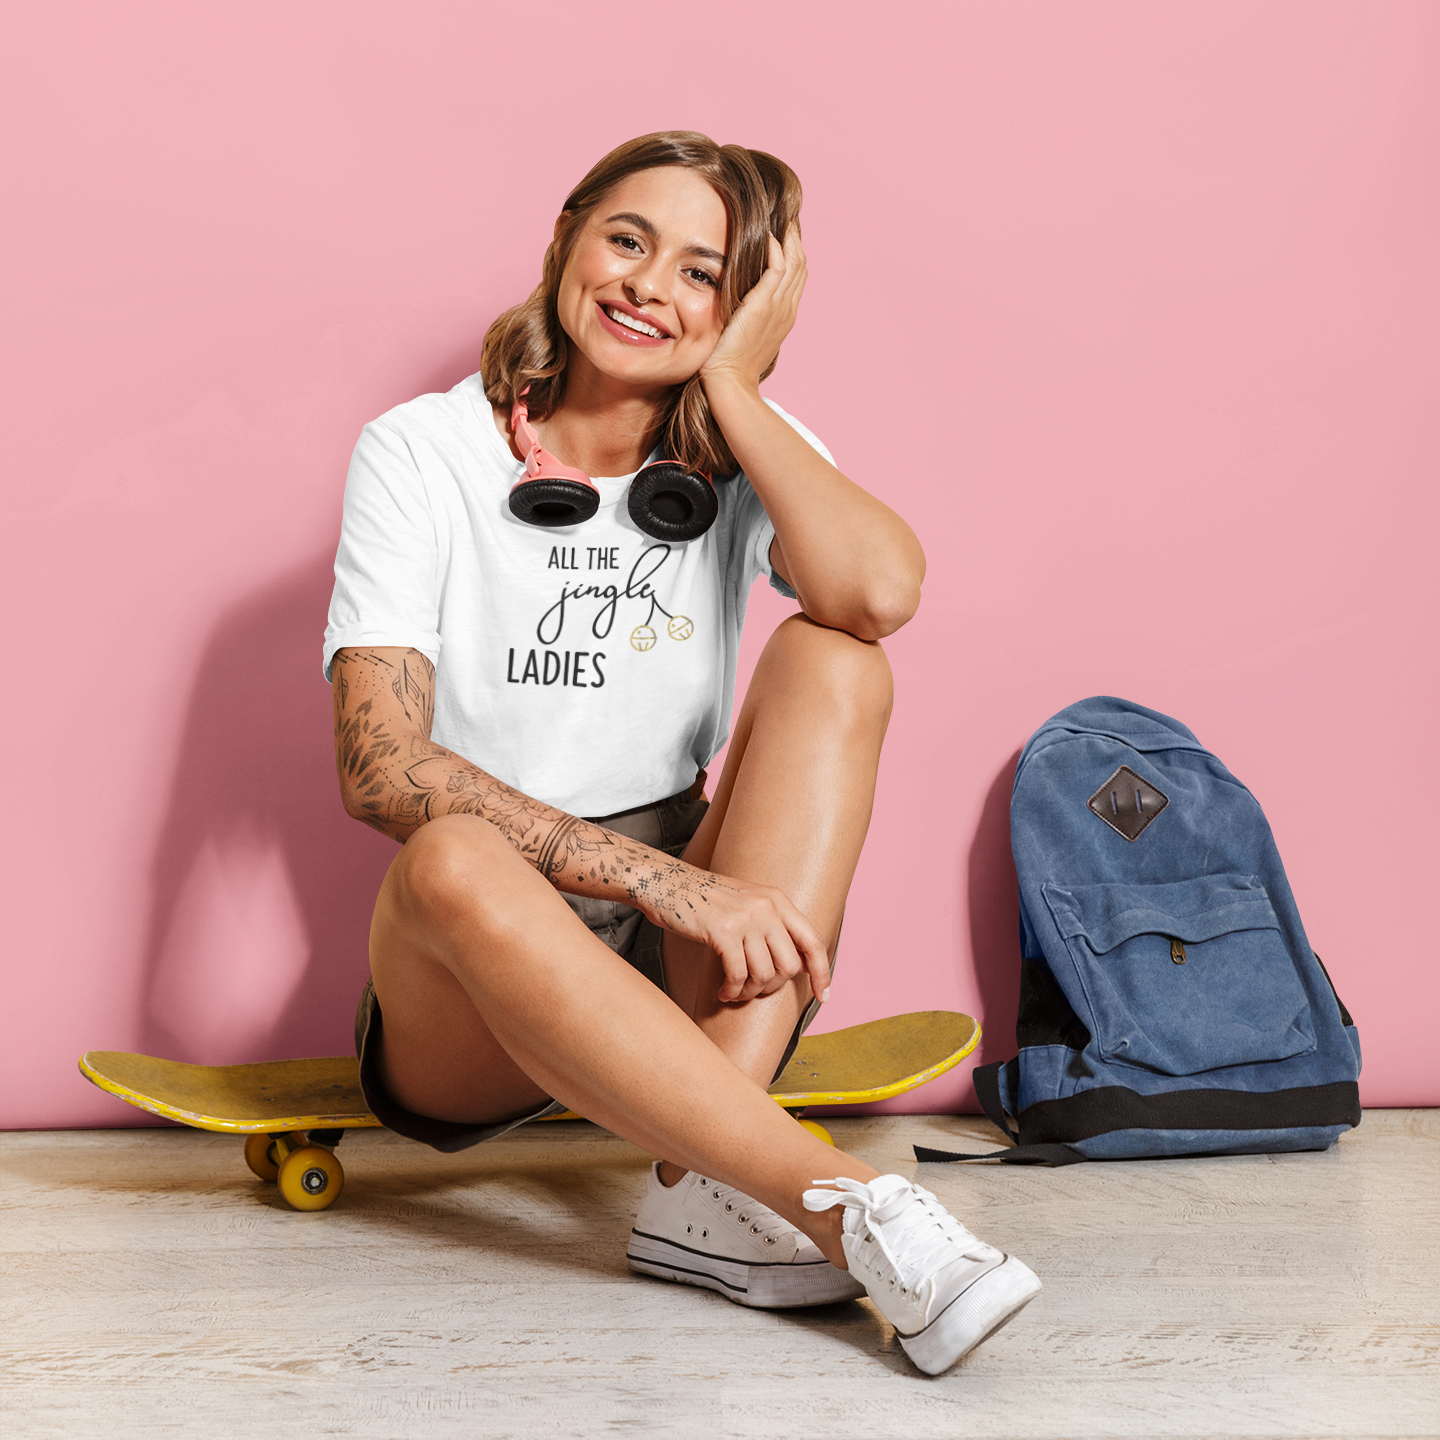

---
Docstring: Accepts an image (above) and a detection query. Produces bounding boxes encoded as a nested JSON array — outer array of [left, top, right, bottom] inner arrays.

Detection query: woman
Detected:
[[324, 132, 1038, 1374]]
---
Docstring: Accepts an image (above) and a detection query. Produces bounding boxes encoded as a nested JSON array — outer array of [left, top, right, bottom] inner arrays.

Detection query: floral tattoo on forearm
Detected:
[[331, 647, 730, 924]]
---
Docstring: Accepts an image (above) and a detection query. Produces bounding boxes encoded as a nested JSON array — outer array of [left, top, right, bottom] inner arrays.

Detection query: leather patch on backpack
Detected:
[[1087, 765, 1168, 841]]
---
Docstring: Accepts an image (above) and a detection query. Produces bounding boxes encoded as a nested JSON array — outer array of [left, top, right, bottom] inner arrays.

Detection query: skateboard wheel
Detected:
[[798, 1119, 834, 1146], [277, 1146, 344, 1211], [243, 1133, 280, 1182]]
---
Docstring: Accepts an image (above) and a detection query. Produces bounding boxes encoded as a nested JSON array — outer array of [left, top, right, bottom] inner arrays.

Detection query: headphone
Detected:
[[507, 390, 719, 542]]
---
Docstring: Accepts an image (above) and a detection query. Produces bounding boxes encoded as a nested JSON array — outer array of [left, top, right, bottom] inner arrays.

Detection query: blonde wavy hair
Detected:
[[480, 131, 802, 477]]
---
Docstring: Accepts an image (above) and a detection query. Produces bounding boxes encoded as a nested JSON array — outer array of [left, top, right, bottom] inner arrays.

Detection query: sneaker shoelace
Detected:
[[803, 1176, 989, 1295], [693, 1176, 795, 1246]]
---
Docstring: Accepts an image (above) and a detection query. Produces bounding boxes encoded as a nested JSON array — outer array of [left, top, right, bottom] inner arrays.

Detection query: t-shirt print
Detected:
[[508, 539, 696, 685]]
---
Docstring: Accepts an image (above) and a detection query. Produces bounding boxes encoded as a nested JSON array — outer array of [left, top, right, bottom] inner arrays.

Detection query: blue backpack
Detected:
[[919, 697, 1361, 1166]]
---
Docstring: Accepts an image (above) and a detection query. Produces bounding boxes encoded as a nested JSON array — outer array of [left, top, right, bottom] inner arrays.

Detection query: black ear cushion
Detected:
[[509, 478, 600, 528], [628, 464, 718, 542]]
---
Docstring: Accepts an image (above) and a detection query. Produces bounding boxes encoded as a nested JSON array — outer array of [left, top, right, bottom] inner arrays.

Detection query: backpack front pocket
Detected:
[[1041, 874, 1315, 1076]]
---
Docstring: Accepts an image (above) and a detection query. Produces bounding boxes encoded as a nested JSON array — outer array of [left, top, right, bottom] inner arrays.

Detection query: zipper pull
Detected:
[[1170, 938, 1187, 965]]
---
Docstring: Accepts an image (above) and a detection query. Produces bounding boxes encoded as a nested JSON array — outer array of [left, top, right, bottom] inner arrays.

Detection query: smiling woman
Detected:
[[321, 130, 1039, 1375]]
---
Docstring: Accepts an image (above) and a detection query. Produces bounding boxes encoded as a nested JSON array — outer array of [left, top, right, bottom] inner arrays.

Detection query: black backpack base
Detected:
[[917, 1059, 1361, 1167]]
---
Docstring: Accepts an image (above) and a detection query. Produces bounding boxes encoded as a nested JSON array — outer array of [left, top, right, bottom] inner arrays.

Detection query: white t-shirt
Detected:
[[323, 372, 831, 817]]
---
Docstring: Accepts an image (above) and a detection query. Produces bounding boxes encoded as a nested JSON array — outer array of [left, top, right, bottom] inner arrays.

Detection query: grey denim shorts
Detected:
[[354, 777, 829, 1154]]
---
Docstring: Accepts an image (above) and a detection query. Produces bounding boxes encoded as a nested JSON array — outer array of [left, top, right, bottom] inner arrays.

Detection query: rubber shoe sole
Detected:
[[898, 1254, 1042, 1375], [627, 1229, 867, 1309]]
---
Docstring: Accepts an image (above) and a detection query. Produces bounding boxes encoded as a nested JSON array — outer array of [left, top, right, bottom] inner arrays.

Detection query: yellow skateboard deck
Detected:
[[767, 1011, 980, 1107], [79, 1051, 381, 1134], [78, 1010, 979, 1211]]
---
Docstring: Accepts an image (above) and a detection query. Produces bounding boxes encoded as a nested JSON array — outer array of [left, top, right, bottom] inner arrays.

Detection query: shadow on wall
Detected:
[[836, 749, 1021, 1118], [966, 750, 1023, 1067], [138, 554, 396, 1064]]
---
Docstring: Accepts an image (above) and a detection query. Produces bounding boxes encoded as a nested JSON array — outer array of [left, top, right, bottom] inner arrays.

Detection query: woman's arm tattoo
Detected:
[[330, 646, 729, 917]]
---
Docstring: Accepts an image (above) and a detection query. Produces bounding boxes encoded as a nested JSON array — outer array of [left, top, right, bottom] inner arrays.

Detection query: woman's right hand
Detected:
[[636, 858, 831, 1005], [699, 226, 807, 395]]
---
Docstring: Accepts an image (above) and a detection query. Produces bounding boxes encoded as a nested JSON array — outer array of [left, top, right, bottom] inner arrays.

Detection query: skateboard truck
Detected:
[[242, 1130, 348, 1210]]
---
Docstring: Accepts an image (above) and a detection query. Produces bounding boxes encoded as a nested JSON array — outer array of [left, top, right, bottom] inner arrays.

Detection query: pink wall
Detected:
[[3, 2, 1436, 1129]]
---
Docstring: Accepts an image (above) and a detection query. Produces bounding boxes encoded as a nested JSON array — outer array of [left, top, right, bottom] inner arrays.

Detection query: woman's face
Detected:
[[555, 166, 730, 391]]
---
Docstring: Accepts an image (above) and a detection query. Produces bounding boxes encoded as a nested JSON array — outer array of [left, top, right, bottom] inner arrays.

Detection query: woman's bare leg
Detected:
[[368, 614, 892, 1260], [661, 613, 893, 1105], [369, 814, 877, 1266]]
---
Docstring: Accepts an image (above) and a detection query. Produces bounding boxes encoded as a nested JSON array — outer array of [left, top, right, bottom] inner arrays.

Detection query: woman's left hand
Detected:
[[700, 225, 807, 392]]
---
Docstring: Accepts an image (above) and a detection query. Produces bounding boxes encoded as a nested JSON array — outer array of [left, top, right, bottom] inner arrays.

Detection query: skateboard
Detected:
[[78, 1010, 979, 1212]]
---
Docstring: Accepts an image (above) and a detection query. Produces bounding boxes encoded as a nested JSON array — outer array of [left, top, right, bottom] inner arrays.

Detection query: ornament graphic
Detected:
[[667, 615, 694, 641], [630, 625, 657, 652]]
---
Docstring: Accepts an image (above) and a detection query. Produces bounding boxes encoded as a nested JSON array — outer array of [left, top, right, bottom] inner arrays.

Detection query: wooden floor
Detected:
[[2, 1111, 1436, 1439]]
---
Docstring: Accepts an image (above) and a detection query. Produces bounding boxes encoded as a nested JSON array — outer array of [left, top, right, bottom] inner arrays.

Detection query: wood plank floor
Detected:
[[2, 1111, 1436, 1438]]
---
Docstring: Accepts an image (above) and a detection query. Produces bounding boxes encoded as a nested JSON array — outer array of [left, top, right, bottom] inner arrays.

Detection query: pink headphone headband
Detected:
[[511, 391, 593, 489]]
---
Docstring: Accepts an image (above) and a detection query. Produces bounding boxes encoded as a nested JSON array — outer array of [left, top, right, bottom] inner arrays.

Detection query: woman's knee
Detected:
[[759, 614, 894, 731], [384, 813, 530, 936]]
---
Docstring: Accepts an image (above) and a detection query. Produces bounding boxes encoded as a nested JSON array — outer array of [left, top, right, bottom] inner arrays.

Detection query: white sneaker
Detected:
[[627, 1164, 867, 1308], [804, 1174, 1041, 1374]]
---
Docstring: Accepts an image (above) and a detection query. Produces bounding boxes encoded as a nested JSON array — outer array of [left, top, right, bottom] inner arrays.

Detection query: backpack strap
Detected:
[[911, 1061, 1086, 1166], [913, 1141, 1085, 1166], [973, 1061, 1017, 1141]]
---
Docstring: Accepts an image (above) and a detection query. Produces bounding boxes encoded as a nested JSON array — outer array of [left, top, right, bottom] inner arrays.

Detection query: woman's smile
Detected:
[[597, 298, 672, 345]]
